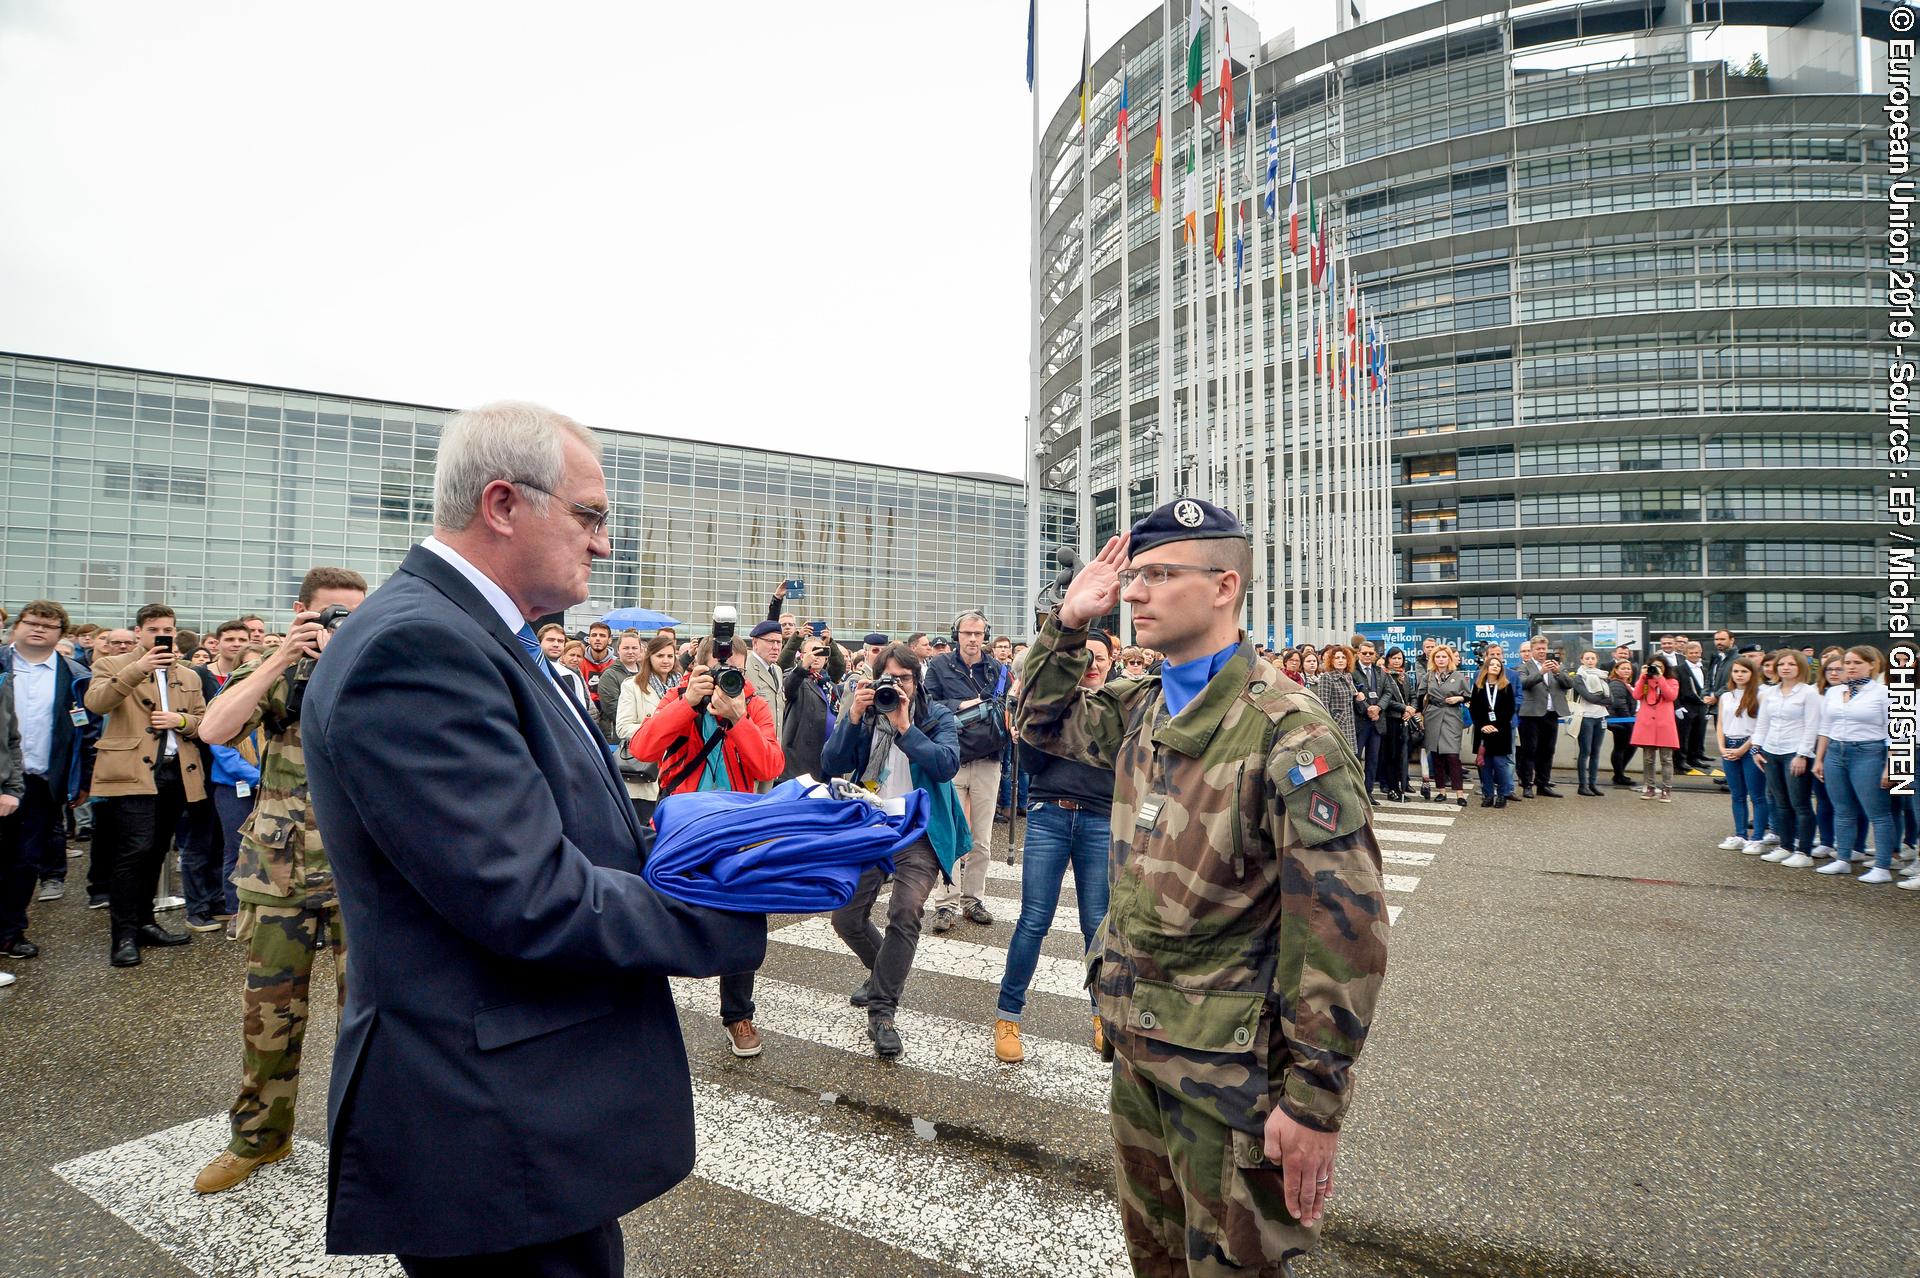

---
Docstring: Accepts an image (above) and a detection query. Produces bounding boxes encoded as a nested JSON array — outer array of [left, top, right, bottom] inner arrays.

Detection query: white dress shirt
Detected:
[[153, 662, 180, 758], [9, 649, 56, 774], [1817, 680, 1889, 745], [1752, 682, 1819, 757]]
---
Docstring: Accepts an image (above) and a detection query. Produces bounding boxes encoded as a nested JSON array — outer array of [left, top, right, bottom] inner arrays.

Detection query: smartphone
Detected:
[[785, 578, 807, 600], [807, 620, 826, 637], [152, 635, 174, 652]]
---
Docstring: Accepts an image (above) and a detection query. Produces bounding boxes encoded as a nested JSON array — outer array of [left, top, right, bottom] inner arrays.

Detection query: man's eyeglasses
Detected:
[[511, 479, 611, 536], [1115, 564, 1228, 589]]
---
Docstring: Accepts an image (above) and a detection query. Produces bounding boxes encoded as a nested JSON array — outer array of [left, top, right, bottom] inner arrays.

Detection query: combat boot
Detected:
[[993, 1019, 1024, 1063], [193, 1143, 291, 1194]]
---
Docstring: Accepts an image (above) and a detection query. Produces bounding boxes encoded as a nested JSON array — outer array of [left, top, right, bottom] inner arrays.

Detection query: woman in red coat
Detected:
[[1631, 655, 1681, 802]]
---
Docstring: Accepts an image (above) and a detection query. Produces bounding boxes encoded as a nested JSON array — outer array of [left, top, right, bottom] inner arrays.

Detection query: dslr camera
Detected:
[[870, 674, 904, 715], [283, 603, 354, 718], [710, 606, 745, 698]]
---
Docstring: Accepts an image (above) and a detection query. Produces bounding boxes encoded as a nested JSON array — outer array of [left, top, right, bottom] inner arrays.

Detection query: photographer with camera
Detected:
[[923, 610, 1008, 934], [821, 642, 967, 1059], [629, 609, 783, 1058], [1517, 636, 1572, 799], [187, 567, 367, 1196]]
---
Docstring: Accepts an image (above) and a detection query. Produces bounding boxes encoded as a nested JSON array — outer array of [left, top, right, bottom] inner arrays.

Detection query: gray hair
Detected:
[[433, 401, 602, 532]]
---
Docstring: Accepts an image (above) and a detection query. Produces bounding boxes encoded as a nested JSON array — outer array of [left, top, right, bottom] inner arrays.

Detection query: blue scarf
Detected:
[[1844, 677, 1872, 697], [1161, 641, 1239, 717]]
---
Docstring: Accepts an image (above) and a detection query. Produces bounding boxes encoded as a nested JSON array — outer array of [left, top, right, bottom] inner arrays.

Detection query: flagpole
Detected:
[[1076, 0, 1092, 561], [1118, 43, 1133, 638], [1156, 0, 1174, 510], [1188, 0, 1203, 498], [1287, 173, 1301, 649], [1025, 0, 1043, 617], [1318, 207, 1333, 642], [1338, 224, 1354, 633], [1304, 181, 1319, 644], [1249, 53, 1267, 649]]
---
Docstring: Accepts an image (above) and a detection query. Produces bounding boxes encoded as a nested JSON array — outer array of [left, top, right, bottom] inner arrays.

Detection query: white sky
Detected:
[[0, 1, 1763, 477]]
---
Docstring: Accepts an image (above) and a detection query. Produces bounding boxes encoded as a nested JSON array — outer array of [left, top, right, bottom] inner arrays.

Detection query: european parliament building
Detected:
[[1041, 0, 1890, 633], [0, 353, 1062, 637]]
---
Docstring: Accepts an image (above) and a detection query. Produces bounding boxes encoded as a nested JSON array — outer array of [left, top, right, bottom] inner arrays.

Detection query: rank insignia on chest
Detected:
[[1306, 790, 1341, 833], [1287, 755, 1331, 786]]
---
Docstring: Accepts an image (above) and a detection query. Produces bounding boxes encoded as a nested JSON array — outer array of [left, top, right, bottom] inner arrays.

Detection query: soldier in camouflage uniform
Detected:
[[192, 568, 368, 1195], [1017, 498, 1389, 1277]]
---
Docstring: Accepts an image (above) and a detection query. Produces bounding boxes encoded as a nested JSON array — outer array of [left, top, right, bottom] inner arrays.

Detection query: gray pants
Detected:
[[829, 838, 941, 1020]]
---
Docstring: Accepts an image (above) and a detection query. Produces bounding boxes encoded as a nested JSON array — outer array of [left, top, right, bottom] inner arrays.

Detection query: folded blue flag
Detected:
[[643, 777, 928, 914]]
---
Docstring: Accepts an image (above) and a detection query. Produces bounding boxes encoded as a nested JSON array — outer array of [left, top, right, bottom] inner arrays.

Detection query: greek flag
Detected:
[[1263, 120, 1280, 218]]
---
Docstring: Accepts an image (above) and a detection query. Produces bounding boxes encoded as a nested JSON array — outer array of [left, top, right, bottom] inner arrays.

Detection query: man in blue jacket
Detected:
[[1, 601, 96, 951], [822, 641, 969, 1059], [302, 402, 766, 1277]]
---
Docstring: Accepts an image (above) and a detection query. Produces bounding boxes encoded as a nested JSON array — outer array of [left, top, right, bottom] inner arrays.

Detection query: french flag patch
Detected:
[[1287, 755, 1330, 786]]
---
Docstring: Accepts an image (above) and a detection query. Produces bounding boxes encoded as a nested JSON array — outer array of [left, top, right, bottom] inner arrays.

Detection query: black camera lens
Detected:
[[716, 666, 745, 698], [872, 677, 902, 713]]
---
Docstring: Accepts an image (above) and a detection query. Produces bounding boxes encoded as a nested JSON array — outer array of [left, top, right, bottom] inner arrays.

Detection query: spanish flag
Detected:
[[1182, 142, 1199, 243], [1213, 172, 1226, 262], [1151, 121, 1164, 211]]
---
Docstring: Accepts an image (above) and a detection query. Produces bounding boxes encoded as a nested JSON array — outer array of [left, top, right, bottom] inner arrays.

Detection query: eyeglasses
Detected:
[[1115, 564, 1229, 589], [510, 479, 612, 536]]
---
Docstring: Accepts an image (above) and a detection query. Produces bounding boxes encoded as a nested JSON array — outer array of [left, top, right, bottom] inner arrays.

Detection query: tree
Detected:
[[1739, 53, 1769, 78]]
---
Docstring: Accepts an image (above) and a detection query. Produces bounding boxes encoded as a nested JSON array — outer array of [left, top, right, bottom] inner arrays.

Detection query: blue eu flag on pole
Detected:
[[1026, 0, 1037, 90]]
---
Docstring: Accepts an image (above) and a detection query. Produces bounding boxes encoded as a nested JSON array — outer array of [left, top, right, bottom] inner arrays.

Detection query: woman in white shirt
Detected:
[[1752, 650, 1819, 866], [1713, 656, 1768, 854], [1811, 646, 1899, 883]]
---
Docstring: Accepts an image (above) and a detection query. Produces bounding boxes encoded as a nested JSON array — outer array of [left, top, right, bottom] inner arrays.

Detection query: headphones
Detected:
[[950, 609, 991, 646]]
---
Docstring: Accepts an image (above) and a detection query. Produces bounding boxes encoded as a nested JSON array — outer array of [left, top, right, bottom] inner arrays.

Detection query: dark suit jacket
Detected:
[[302, 545, 767, 1257], [1468, 680, 1517, 756]]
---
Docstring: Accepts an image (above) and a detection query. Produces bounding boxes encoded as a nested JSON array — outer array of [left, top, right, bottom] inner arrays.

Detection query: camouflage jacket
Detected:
[[1018, 618, 1389, 1136], [222, 661, 333, 909]]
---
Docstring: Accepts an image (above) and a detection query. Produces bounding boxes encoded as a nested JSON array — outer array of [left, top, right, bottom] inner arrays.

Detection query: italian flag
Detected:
[[1186, 0, 1208, 105], [1182, 142, 1200, 243]]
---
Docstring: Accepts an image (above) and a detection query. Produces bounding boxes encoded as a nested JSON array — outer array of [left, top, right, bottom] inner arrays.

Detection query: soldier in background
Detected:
[[189, 567, 368, 1195], [1018, 498, 1389, 1277]]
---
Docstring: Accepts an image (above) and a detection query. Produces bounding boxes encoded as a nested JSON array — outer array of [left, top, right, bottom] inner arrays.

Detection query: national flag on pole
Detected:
[[1079, 2, 1092, 132], [1151, 121, 1164, 211], [1025, 0, 1037, 90], [1286, 150, 1300, 253], [1233, 209, 1244, 287], [1365, 323, 1376, 390], [1213, 171, 1226, 261], [1218, 14, 1234, 142], [1309, 199, 1324, 284], [1313, 314, 1322, 374], [1347, 268, 1357, 335], [1263, 121, 1279, 218], [1115, 67, 1129, 173], [1186, 0, 1209, 105], [1182, 141, 1199, 243]]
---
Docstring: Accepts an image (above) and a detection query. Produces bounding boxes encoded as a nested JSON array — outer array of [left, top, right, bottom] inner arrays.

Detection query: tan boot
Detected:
[[993, 1018, 1024, 1063], [193, 1143, 290, 1194], [1091, 1014, 1107, 1055]]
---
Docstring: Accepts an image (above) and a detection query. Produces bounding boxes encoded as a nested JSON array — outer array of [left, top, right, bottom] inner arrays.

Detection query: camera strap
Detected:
[[660, 718, 731, 796]]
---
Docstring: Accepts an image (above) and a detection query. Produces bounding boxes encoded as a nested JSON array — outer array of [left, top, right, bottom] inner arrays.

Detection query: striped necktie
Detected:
[[514, 623, 545, 668]]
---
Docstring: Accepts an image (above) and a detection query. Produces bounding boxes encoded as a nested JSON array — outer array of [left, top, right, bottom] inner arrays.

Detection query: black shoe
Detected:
[[1480, 796, 1495, 808], [868, 1018, 903, 1059], [134, 923, 191, 948], [930, 908, 958, 934], [964, 901, 994, 926], [2, 937, 38, 959], [1538, 786, 1564, 799], [1522, 786, 1535, 800], [87, 893, 110, 910], [110, 936, 141, 967], [1494, 796, 1509, 808], [1456, 796, 1468, 807], [849, 979, 873, 1009], [1420, 782, 1432, 801], [1612, 775, 1633, 788]]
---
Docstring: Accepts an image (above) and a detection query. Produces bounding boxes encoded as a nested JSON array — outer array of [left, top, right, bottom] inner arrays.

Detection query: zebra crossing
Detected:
[[52, 797, 1460, 1278]]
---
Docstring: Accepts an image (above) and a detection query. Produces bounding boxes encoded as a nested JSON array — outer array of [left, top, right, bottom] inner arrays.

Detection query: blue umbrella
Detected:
[[600, 606, 683, 632]]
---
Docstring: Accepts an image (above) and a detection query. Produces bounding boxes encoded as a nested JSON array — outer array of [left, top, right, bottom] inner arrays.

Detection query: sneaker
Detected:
[[849, 978, 873, 1009], [0, 971, 14, 988], [868, 1017, 903, 1059], [1091, 1014, 1106, 1055], [964, 901, 995, 926], [1480, 796, 1494, 808], [1810, 844, 1837, 860], [1710, 768, 1725, 780], [1717, 836, 1747, 851], [1760, 848, 1791, 863], [1760, 832, 1781, 848], [3, 938, 38, 959], [1815, 860, 1853, 876], [993, 1019, 1024, 1063], [1896, 874, 1920, 890], [1640, 786, 1654, 800], [1740, 841, 1767, 856], [87, 893, 109, 910], [930, 907, 958, 934], [184, 914, 221, 932], [1780, 853, 1815, 868], [1858, 867, 1894, 885], [193, 1143, 290, 1195], [725, 1020, 763, 1058], [1658, 788, 1673, 803], [36, 880, 64, 902]]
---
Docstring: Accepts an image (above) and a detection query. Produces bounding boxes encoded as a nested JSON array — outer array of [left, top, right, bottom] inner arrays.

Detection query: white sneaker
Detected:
[[1718, 836, 1747, 851], [1760, 832, 1781, 847], [1897, 874, 1920, 890], [0, 970, 15, 988], [1740, 841, 1767, 856], [1780, 853, 1816, 868], [1859, 867, 1894, 885], [1830, 849, 1858, 864], [1814, 859, 1853, 876], [1809, 845, 1836, 860], [1760, 848, 1792, 863]]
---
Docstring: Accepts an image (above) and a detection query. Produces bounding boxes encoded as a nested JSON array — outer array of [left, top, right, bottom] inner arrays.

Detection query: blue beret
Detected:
[[1127, 496, 1249, 556], [862, 632, 888, 646], [749, 620, 782, 639]]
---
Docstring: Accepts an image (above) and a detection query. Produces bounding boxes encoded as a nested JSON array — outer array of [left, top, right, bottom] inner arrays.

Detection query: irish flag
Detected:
[[1182, 142, 1199, 243], [1186, 0, 1208, 105]]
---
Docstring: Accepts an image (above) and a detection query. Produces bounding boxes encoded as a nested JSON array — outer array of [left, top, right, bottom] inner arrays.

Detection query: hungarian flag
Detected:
[[1309, 198, 1324, 285], [1151, 121, 1164, 211], [1182, 142, 1200, 243], [1115, 69, 1129, 173], [1186, 0, 1208, 105], [1213, 171, 1226, 262], [1286, 151, 1300, 254]]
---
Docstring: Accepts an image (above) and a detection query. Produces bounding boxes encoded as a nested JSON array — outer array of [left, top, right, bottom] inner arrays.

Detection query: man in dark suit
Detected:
[[1352, 641, 1386, 796], [303, 401, 766, 1277]]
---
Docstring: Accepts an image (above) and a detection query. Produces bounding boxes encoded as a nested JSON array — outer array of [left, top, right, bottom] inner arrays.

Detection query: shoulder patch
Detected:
[[1272, 711, 1370, 847]]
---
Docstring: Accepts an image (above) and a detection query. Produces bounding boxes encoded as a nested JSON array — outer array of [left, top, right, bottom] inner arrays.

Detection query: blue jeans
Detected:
[[1895, 790, 1920, 849], [1721, 740, 1767, 841], [1762, 751, 1815, 854], [1479, 750, 1515, 799], [996, 802, 1110, 1021], [209, 782, 254, 916], [1575, 718, 1606, 789], [1811, 775, 1835, 848], [1824, 739, 1896, 868]]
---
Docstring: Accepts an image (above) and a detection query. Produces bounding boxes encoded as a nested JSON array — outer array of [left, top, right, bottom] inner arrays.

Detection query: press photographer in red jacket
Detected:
[[629, 634, 783, 1059]]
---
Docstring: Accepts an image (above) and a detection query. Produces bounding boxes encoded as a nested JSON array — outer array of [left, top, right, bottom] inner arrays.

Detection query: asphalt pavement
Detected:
[[1, 778, 1915, 1278]]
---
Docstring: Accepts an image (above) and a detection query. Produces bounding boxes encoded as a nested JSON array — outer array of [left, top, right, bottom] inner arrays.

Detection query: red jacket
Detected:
[[629, 673, 783, 796], [578, 651, 616, 703], [1630, 671, 1680, 749]]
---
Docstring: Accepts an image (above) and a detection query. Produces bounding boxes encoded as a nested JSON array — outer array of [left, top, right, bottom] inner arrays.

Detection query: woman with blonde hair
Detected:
[[1418, 645, 1472, 807], [1811, 645, 1900, 883], [1314, 644, 1360, 752], [1752, 649, 1820, 864], [1467, 643, 1516, 806]]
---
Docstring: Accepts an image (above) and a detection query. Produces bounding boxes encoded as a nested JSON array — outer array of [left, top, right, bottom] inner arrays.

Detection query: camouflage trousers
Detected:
[[1110, 1052, 1309, 1278], [227, 900, 346, 1158]]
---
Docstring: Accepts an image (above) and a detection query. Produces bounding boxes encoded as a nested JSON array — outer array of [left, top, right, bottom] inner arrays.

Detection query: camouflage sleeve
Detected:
[[220, 661, 284, 745], [1267, 707, 1390, 1133], [1013, 616, 1141, 770]]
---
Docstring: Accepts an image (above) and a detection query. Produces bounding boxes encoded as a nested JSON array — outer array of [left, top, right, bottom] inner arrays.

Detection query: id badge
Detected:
[[235, 781, 252, 799], [70, 705, 90, 728]]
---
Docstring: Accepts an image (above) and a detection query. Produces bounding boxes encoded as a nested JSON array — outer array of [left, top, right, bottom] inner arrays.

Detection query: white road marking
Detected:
[[672, 976, 1109, 1112], [875, 888, 1096, 943], [1371, 827, 1446, 845], [1383, 850, 1435, 867], [772, 917, 1088, 1000], [691, 1082, 1131, 1278], [1372, 798, 1461, 812], [1382, 874, 1421, 893], [54, 1115, 402, 1277], [1369, 811, 1457, 827], [1388, 905, 1404, 925]]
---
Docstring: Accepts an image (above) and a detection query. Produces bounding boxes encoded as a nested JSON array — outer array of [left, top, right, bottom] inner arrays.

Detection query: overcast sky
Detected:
[[0, 2, 1759, 476]]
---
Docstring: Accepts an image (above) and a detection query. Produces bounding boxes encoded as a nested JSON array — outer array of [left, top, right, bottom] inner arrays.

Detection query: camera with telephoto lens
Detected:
[[870, 674, 904, 714], [283, 604, 354, 719], [710, 605, 745, 698]]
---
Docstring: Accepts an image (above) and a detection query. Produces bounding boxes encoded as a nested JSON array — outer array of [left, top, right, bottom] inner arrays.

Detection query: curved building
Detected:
[[1035, 0, 1889, 637]]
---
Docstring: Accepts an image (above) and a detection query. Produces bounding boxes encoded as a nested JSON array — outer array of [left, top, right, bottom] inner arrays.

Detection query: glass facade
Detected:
[[0, 355, 1057, 636], [1039, 3, 1886, 633]]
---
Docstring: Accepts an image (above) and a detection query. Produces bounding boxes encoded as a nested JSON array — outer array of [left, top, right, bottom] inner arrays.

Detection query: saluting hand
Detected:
[[1058, 535, 1129, 629]]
